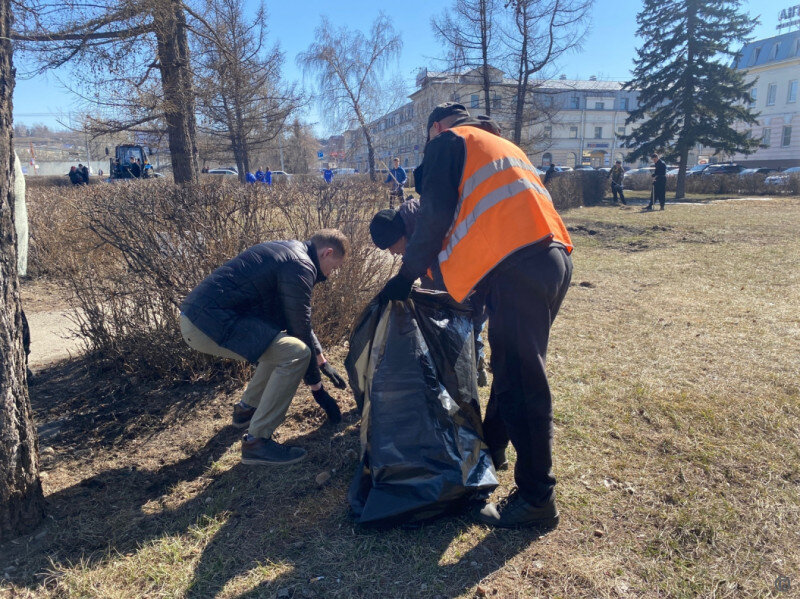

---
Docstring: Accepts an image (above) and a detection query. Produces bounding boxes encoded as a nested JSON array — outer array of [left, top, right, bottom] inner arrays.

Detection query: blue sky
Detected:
[[12, 0, 785, 132]]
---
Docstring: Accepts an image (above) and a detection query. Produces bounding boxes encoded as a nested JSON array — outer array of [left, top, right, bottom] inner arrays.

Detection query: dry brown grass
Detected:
[[2, 196, 799, 599]]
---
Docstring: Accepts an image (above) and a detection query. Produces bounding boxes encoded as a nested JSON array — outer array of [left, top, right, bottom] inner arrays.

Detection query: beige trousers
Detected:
[[180, 315, 311, 439]]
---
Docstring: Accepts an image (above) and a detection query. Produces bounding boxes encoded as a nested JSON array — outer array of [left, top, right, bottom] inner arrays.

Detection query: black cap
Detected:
[[426, 102, 470, 134], [369, 209, 406, 249]]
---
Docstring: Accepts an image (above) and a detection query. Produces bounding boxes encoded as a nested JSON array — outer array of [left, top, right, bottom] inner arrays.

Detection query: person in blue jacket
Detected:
[[385, 157, 407, 199], [180, 230, 350, 465], [264, 166, 272, 186], [245, 171, 257, 183], [255, 168, 265, 182], [323, 168, 333, 183]]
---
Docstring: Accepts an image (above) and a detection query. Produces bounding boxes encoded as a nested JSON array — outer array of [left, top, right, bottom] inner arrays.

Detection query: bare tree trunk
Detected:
[[480, 0, 491, 116], [155, 0, 199, 185], [0, 0, 46, 542], [676, 147, 688, 200]]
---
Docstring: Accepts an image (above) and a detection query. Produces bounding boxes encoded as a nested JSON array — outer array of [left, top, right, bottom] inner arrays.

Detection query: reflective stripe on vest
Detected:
[[437, 126, 573, 302]]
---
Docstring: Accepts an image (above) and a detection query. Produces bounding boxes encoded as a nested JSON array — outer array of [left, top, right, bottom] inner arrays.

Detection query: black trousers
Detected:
[[481, 243, 573, 505], [653, 178, 666, 208], [611, 181, 625, 203]]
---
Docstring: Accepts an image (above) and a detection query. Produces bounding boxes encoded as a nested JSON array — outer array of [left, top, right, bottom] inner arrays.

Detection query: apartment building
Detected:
[[341, 67, 642, 172], [733, 30, 800, 168]]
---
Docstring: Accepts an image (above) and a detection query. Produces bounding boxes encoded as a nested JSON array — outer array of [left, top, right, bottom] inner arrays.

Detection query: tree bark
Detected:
[[0, 0, 46, 542], [154, 0, 199, 185]]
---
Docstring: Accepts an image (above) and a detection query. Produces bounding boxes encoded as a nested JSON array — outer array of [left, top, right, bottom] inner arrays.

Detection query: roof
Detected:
[[736, 30, 800, 69], [414, 68, 628, 94]]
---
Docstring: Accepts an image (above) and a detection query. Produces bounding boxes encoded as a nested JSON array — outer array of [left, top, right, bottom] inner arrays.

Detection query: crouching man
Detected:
[[180, 229, 349, 466]]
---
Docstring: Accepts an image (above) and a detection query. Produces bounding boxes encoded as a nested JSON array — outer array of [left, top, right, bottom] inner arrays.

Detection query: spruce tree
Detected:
[[622, 0, 761, 198]]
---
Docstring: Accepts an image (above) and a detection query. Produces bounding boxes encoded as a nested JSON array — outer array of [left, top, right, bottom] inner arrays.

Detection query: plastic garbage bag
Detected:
[[345, 288, 498, 527]]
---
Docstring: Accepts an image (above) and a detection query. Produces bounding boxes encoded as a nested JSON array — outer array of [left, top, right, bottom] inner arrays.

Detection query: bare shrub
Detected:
[[27, 178, 389, 380], [547, 171, 603, 209]]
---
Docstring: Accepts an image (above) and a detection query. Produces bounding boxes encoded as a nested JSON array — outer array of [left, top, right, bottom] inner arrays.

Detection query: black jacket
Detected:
[[653, 159, 667, 181], [181, 240, 325, 385]]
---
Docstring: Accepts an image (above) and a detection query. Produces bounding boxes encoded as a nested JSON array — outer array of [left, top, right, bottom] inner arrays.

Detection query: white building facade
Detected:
[[340, 68, 643, 172], [733, 29, 800, 168]]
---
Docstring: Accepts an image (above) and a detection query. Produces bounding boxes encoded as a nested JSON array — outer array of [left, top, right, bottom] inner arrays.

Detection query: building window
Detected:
[[770, 43, 780, 59], [762, 128, 771, 147], [788, 80, 798, 103], [594, 126, 603, 139], [594, 102, 605, 110], [471, 94, 479, 108], [543, 126, 552, 138], [616, 126, 625, 137], [492, 93, 501, 109], [782, 126, 792, 147], [619, 98, 629, 110], [750, 47, 761, 65], [569, 126, 578, 139], [570, 95, 580, 109], [750, 87, 757, 105], [566, 152, 577, 167], [767, 83, 777, 106]]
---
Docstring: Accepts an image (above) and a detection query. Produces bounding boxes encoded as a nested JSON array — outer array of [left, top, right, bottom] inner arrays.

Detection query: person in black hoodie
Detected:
[[649, 153, 667, 210], [180, 229, 349, 465]]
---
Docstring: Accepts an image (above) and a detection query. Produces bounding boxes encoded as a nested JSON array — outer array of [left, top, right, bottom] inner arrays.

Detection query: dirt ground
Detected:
[[20, 280, 84, 368]]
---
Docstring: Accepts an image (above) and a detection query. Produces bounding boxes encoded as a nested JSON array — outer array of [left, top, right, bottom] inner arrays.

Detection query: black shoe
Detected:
[[660, 205, 665, 210], [232, 403, 256, 428], [241, 435, 306, 465], [491, 447, 509, 471], [475, 490, 559, 529]]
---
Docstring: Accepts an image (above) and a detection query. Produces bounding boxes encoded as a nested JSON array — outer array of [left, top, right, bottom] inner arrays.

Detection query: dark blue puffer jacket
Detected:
[[180, 240, 325, 385]]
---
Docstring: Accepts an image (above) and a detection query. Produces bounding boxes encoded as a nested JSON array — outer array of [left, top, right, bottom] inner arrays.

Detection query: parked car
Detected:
[[702, 164, 745, 176], [574, 165, 595, 171], [207, 168, 238, 176], [271, 170, 293, 180], [685, 163, 711, 178], [765, 166, 800, 185], [738, 167, 779, 177], [623, 166, 655, 178], [666, 168, 680, 177]]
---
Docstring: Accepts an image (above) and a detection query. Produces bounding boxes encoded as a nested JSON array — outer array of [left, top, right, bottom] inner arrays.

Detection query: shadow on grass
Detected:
[[6, 355, 543, 598]]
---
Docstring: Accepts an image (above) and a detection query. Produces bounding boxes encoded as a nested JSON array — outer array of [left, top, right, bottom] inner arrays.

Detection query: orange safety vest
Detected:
[[438, 126, 573, 302]]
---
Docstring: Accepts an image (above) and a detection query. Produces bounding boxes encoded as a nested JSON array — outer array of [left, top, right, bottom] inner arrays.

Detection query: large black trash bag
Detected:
[[345, 288, 497, 527]]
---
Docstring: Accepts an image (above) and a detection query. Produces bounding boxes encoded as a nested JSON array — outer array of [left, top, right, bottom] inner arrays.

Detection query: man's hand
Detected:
[[379, 273, 414, 302], [320, 362, 347, 389]]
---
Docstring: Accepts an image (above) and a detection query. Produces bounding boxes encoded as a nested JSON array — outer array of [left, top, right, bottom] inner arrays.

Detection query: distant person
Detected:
[[98, 169, 104, 177], [129, 157, 141, 178], [544, 162, 556, 185], [255, 168, 265, 182], [385, 157, 407, 199], [649, 153, 667, 210], [80, 163, 89, 183], [323, 168, 333, 184], [180, 230, 350, 465], [68, 166, 81, 185], [609, 160, 626, 205], [245, 171, 257, 183], [264, 166, 272, 186]]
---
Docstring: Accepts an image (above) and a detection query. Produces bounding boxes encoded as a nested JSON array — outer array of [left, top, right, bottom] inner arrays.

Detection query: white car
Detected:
[[271, 170, 293, 180], [765, 166, 800, 185], [207, 168, 238, 176]]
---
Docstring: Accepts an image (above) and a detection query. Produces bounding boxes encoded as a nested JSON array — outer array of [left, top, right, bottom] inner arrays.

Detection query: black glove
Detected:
[[379, 272, 414, 302], [312, 386, 342, 424], [320, 362, 347, 389]]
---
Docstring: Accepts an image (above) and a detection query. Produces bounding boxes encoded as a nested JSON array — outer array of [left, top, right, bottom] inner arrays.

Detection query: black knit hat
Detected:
[[426, 102, 470, 134], [369, 209, 406, 249]]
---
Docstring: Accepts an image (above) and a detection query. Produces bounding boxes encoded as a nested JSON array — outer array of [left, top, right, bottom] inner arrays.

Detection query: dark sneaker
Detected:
[[475, 490, 559, 529], [232, 403, 256, 429], [491, 447, 509, 471], [241, 435, 306, 466], [477, 367, 489, 387]]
